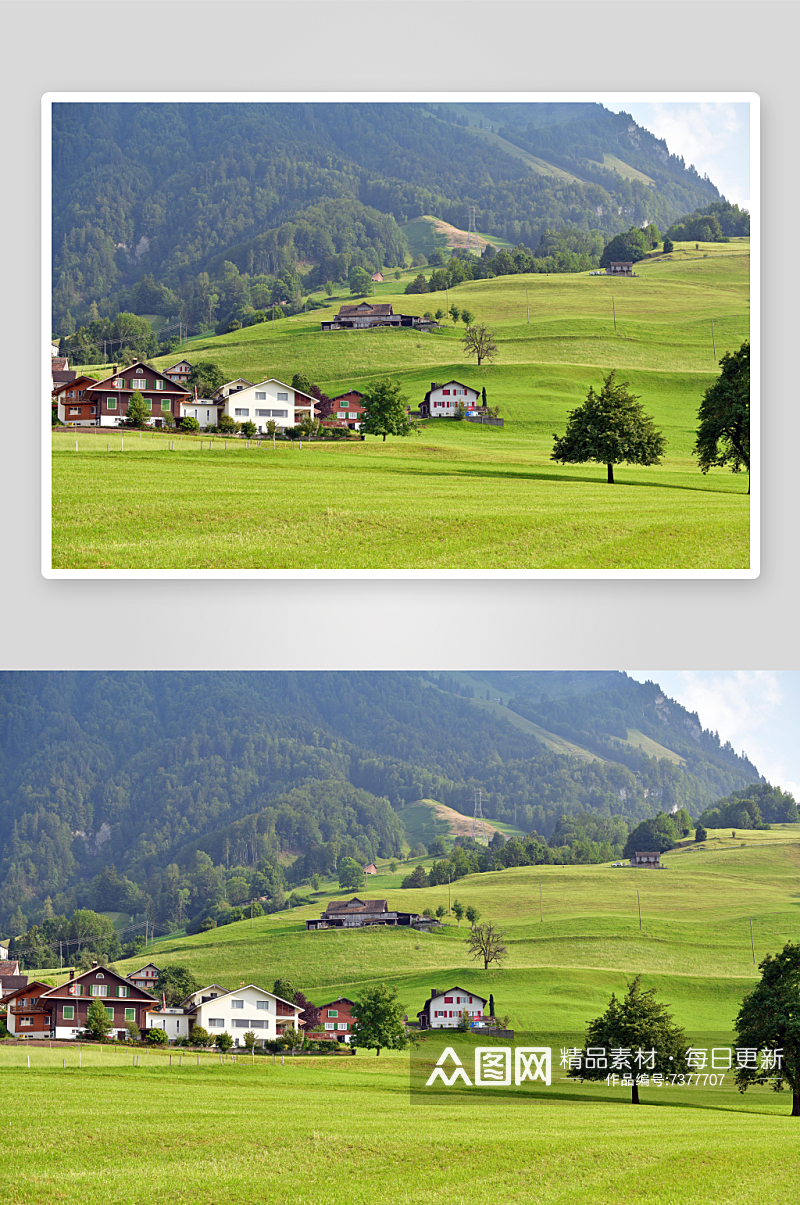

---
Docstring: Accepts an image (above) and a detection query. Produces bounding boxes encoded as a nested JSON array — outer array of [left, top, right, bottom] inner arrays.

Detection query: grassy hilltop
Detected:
[[9, 828, 798, 1205], [52, 241, 750, 570]]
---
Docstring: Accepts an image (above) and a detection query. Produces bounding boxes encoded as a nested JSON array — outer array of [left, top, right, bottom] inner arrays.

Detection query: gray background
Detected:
[[4, 0, 793, 672]]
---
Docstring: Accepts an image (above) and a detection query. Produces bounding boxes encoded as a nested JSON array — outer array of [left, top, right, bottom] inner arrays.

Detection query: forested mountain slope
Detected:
[[52, 101, 722, 330], [0, 672, 760, 932]]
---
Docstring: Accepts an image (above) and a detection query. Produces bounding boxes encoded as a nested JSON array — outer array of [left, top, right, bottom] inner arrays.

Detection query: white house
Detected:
[[146, 982, 302, 1047], [416, 985, 487, 1029], [220, 378, 317, 433], [211, 378, 255, 402], [177, 397, 225, 428], [421, 380, 480, 418]]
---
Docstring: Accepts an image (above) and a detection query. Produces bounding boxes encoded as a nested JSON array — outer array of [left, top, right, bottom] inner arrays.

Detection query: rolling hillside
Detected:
[[0, 671, 762, 934]]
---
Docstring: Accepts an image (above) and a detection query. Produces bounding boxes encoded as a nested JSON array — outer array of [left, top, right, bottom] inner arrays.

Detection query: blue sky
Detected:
[[612, 101, 752, 212], [626, 672, 799, 798]]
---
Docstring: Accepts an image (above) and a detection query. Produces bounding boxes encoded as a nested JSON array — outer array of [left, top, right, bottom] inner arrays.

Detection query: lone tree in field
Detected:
[[568, 975, 688, 1105], [462, 323, 498, 367], [551, 371, 666, 484], [350, 983, 408, 1057], [360, 378, 415, 442], [734, 941, 800, 1116], [694, 340, 750, 492], [466, 921, 508, 970]]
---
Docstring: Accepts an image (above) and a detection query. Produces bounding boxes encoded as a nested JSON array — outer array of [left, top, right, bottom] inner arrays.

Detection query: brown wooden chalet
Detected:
[[53, 375, 102, 425], [24, 964, 158, 1040], [320, 302, 423, 332], [87, 361, 190, 427], [1, 980, 55, 1037], [629, 850, 663, 868], [305, 897, 424, 930]]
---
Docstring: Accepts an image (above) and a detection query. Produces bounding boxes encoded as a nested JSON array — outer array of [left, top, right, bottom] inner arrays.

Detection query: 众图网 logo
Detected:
[[425, 1046, 551, 1088]]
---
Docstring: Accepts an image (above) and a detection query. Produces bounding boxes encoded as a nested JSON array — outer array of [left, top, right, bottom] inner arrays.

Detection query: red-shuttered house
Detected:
[[88, 361, 190, 427]]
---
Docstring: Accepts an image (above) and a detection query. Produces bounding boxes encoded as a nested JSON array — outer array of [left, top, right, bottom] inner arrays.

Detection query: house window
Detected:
[[277, 392, 288, 401], [146, 399, 153, 410], [69, 408, 80, 414], [91, 985, 108, 997], [231, 1000, 244, 1009], [272, 409, 288, 418], [161, 400, 170, 412], [234, 408, 250, 417], [107, 398, 117, 409], [90, 407, 96, 414], [327, 1010, 338, 1018], [349, 413, 358, 420], [208, 1018, 224, 1028], [131, 378, 147, 389], [104, 1007, 114, 1021], [255, 392, 266, 401], [233, 1019, 250, 1028], [324, 1023, 335, 1030], [20, 1018, 32, 1026], [255, 409, 270, 417], [124, 1008, 135, 1022], [442, 389, 450, 396], [256, 1000, 269, 1011], [337, 1023, 348, 1031], [337, 412, 348, 419], [117, 986, 129, 997], [444, 997, 453, 1004], [155, 380, 164, 390], [63, 1006, 74, 1021]]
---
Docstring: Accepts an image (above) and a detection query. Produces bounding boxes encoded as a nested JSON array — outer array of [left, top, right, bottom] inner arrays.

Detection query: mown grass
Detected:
[[2, 1046, 797, 1205], [53, 242, 751, 570]]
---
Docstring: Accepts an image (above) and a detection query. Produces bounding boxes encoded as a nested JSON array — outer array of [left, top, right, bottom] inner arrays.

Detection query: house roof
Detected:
[[432, 380, 477, 392], [186, 983, 301, 1012], [52, 358, 69, 371], [336, 303, 394, 317], [52, 374, 99, 397], [0, 975, 28, 995], [322, 898, 389, 915], [130, 963, 161, 976], [0, 961, 20, 977], [0, 979, 51, 1005], [52, 370, 78, 387], [316, 997, 358, 1009], [424, 985, 487, 1004], [89, 361, 190, 394], [40, 964, 158, 1001]]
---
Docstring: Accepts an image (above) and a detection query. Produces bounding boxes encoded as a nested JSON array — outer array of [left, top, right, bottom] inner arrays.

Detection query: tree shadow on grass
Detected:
[[380, 463, 745, 496]]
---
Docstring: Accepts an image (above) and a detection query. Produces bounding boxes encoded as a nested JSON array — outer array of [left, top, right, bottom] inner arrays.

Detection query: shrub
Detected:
[[147, 1026, 169, 1046], [190, 1025, 211, 1047], [695, 826, 708, 843], [214, 1032, 234, 1052]]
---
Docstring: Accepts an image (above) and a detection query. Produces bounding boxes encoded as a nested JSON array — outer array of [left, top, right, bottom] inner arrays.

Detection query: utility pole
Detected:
[[526, 289, 529, 324], [637, 890, 642, 932], [448, 875, 451, 914], [612, 295, 617, 333], [540, 883, 543, 922], [250, 901, 254, 929], [749, 918, 755, 964], [711, 319, 717, 363]]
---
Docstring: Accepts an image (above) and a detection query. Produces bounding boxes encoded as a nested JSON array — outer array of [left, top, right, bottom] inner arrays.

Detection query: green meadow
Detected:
[[7, 827, 799, 1205], [51, 242, 751, 570]]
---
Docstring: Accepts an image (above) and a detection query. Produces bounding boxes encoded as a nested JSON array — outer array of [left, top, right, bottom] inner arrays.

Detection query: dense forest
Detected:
[[52, 100, 725, 334], [0, 672, 763, 940]]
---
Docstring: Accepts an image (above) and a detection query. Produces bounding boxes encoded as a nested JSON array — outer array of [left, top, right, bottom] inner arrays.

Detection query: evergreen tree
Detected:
[[126, 392, 151, 429], [551, 371, 666, 484], [84, 998, 113, 1040], [569, 976, 688, 1104]]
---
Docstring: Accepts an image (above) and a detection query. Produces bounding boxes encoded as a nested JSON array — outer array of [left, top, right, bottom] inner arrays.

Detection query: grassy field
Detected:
[[7, 829, 798, 1205], [51, 241, 751, 571]]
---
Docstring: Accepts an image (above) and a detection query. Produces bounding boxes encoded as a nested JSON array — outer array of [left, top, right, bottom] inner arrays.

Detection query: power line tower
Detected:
[[472, 788, 487, 844], [467, 206, 477, 256]]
